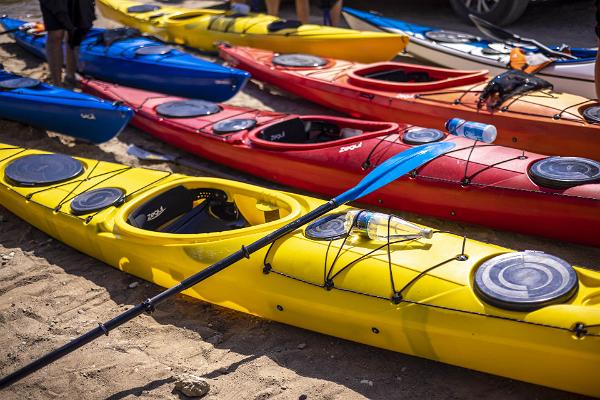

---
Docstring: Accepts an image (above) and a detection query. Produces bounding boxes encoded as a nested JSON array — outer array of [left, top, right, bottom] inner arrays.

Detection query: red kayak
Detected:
[[219, 45, 600, 160], [81, 79, 600, 246]]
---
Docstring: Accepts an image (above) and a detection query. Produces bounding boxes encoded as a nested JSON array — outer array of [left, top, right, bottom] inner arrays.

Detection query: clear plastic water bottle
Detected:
[[344, 209, 433, 241], [445, 118, 497, 143]]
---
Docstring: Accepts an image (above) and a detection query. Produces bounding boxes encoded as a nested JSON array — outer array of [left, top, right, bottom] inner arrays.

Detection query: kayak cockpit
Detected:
[[117, 179, 304, 239], [348, 62, 488, 92], [165, 11, 213, 22], [248, 116, 398, 150]]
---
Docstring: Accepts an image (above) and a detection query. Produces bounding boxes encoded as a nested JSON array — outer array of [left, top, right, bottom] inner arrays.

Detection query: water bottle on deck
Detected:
[[445, 118, 497, 143], [344, 210, 433, 241]]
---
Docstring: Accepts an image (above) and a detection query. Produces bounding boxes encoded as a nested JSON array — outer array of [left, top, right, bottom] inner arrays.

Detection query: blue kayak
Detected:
[[0, 17, 250, 102], [0, 69, 132, 143], [341, 7, 595, 98]]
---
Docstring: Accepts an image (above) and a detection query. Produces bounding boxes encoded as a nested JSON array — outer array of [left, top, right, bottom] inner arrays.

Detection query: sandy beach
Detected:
[[1, 1, 599, 399]]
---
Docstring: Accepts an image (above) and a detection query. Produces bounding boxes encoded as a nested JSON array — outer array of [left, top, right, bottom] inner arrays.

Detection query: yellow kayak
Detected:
[[96, 0, 408, 63], [0, 144, 599, 396]]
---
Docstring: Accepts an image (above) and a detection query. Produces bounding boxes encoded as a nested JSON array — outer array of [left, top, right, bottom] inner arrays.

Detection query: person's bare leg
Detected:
[[46, 30, 65, 86], [596, 40, 600, 98], [65, 45, 78, 83], [265, 0, 280, 16], [329, 0, 343, 27], [295, 0, 309, 24]]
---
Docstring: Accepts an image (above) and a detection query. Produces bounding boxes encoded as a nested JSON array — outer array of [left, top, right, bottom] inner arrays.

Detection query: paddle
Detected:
[[0, 141, 455, 389], [468, 14, 576, 60]]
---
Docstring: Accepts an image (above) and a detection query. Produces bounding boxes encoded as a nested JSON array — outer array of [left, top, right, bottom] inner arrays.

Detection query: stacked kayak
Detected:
[[1, 144, 599, 396], [0, 70, 131, 143], [219, 45, 600, 159], [342, 7, 595, 98], [0, 16, 250, 102], [96, 0, 408, 63], [82, 79, 600, 246]]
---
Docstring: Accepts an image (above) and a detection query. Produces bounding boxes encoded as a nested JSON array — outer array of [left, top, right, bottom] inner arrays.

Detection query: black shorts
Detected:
[[40, 0, 96, 31]]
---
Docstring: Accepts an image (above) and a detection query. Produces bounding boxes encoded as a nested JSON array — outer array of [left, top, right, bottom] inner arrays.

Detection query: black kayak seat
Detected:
[[128, 186, 245, 234], [261, 117, 307, 143], [364, 69, 431, 83], [127, 4, 161, 13], [128, 186, 194, 231], [267, 19, 302, 32], [162, 201, 247, 234]]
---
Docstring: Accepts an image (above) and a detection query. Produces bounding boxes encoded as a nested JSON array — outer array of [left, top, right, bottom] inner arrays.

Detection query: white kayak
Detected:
[[342, 7, 596, 98]]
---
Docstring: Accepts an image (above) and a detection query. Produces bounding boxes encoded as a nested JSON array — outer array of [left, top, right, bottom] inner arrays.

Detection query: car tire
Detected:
[[449, 0, 530, 26]]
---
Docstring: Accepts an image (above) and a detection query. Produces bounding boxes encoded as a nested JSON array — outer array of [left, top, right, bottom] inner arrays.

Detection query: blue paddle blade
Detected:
[[335, 141, 455, 204]]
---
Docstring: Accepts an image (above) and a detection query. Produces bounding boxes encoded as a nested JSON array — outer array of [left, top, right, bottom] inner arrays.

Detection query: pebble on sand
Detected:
[[174, 373, 210, 398], [128, 281, 139, 289]]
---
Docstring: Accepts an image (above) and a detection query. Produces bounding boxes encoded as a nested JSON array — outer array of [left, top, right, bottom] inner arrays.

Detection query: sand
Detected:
[[0, 1, 598, 399]]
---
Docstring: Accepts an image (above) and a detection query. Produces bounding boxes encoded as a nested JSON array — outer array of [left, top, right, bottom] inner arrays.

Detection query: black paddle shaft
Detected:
[[0, 200, 337, 389]]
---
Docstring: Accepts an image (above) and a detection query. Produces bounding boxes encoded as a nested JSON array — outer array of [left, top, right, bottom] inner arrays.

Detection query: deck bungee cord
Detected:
[[262, 213, 599, 338], [358, 130, 599, 200]]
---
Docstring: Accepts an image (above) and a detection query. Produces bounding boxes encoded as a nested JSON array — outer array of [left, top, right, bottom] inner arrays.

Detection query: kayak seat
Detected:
[[127, 186, 247, 234], [267, 19, 303, 32], [260, 118, 343, 144], [162, 201, 247, 234], [364, 70, 431, 83], [305, 120, 341, 143], [260, 117, 307, 143], [128, 185, 195, 231]]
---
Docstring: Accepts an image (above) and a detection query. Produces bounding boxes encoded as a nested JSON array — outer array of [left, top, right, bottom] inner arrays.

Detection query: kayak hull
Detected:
[[96, 0, 409, 63], [342, 7, 595, 98], [0, 17, 249, 102], [219, 45, 600, 160], [82, 79, 600, 246], [0, 144, 599, 397], [0, 70, 132, 143]]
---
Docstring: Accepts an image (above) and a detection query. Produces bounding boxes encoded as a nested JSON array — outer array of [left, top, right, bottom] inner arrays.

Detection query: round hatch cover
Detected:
[[272, 53, 327, 68], [305, 213, 348, 240], [5, 154, 84, 187], [403, 128, 445, 145], [583, 105, 600, 123], [0, 77, 40, 89], [528, 156, 600, 189], [484, 43, 512, 55], [155, 100, 221, 118], [213, 118, 257, 134], [474, 251, 578, 311], [71, 187, 125, 215], [135, 45, 173, 55], [424, 30, 477, 43], [127, 4, 161, 13]]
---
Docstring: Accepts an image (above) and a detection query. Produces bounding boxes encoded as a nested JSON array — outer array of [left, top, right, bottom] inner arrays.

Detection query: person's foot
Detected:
[[63, 75, 79, 90]]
